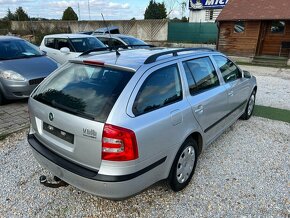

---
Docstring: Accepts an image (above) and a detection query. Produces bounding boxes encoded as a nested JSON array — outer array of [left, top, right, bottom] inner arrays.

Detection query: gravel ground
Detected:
[[0, 117, 289, 217], [240, 66, 290, 110]]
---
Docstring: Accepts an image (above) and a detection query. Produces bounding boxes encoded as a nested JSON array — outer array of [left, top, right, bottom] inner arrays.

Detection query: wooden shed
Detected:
[[216, 0, 290, 62]]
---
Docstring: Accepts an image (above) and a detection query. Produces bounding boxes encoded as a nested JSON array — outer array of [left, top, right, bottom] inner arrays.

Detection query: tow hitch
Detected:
[[39, 175, 69, 188]]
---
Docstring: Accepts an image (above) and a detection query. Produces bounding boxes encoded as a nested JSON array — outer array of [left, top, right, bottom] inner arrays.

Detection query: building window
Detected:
[[271, 21, 285, 34], [234, 21, 245, 33], [209, 10, 214, 20]]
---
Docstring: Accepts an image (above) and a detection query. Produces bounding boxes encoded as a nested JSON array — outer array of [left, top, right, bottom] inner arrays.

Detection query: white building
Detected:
[[189, 0, 228, 23]]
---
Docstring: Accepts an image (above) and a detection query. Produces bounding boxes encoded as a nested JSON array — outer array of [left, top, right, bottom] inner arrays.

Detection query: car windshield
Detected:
[[119, 37, 147, 46], [70, 38, 106, 52], [32, 63, 133, 122], [0, 39, 43, 60]]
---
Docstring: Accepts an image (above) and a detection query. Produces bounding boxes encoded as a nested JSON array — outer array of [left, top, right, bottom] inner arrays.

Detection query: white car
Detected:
[[93, 34, 150, 49], [40, 34, 106, 64]]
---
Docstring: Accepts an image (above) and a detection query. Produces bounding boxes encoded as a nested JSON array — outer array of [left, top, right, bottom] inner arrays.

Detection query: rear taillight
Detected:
[[102, 124, 138, 161]]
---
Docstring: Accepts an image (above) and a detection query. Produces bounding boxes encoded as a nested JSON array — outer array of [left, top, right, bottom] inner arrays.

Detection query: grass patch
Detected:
[[253, 105, 290, 123], [236, 61, 290, 69]]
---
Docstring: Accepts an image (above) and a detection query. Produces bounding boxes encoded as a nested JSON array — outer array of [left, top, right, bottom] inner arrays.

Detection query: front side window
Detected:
[[33, 63, 133, 122], [133, 64, 182, 116], [271, 21, 285, 34], [183, 57, 219, 95], [234, 21, 245, 33], [213, 55, 242, 83]]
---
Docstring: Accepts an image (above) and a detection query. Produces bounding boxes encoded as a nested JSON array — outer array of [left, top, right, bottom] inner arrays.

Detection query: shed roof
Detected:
[[217, 0, 290, 21]]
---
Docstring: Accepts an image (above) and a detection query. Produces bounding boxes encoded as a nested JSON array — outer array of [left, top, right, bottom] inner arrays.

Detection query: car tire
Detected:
[[168, 137, 198, 192], [240, 89, 256, 120]]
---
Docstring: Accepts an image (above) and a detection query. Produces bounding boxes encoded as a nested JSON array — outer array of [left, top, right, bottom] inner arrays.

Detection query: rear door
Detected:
[[30, 63, 134, 170], [40, 37, 58, 61], [126, 62, 191, 162], [181, 56, 229, 143]]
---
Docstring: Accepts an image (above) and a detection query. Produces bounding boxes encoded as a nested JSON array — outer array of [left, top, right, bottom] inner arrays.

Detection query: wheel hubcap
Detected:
[[248, 94, 255, 116], [176, 145, 195, 184]]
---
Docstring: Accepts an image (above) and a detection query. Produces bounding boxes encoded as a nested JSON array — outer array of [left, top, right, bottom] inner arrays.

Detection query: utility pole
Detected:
[[78, 3, 81, 20], [88, 0, 91, 20]]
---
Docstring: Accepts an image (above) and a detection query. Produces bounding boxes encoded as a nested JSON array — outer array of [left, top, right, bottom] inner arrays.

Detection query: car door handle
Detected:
[[195, 105, 204, 114], [228, 91, 234, 96]]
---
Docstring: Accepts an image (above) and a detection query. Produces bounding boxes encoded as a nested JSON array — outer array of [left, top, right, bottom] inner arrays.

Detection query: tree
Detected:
[[181, 16, 188, 22], [3, 8, 15, 21], [62, 7, 78, 21], [14, 7, 29, 21], [144, 0, 167, 19]]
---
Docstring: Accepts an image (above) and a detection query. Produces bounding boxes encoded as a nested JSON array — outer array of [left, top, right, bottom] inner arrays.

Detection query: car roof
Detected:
[[0, 36, 23, 41], [44, 33, 96, 39], [76, 47, 220, 71], [94, 34, 135, 39]]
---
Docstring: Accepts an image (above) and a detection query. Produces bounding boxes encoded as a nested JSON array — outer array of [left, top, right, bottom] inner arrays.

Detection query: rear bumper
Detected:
[[28, 134, 166, 199]]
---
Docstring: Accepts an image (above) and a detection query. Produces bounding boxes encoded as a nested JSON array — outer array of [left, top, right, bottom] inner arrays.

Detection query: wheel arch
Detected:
[[188, 131, 203, 156]]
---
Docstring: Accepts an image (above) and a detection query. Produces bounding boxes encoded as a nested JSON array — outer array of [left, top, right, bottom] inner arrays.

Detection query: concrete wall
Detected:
[[10, 20, 168, 42]]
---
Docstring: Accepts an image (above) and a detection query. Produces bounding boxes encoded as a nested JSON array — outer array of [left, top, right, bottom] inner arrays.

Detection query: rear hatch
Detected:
[[29, 62, 133, 170]]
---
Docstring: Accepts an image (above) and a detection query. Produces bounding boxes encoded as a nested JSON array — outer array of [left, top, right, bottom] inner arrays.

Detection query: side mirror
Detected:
[[60, 47, 70, 54], [243, 70, 252, 78]]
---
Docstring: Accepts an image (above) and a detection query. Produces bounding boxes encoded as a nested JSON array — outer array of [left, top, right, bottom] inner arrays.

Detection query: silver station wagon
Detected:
[[28, 48, 257, 199]]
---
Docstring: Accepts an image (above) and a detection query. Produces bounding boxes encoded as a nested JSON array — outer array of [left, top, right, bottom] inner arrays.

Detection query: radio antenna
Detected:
[[101, 13, 120, 56]]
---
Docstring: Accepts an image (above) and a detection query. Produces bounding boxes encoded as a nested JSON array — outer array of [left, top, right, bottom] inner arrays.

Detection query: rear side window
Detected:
[[213, 55, 242, 83], [111, 39, 125, 47], [97, 37, 110, 46], [133, 64, 182, 116], [33, 63, 133, 123], [70, 38, 105, 52], [183, 57, 219, 95], [45, 38, 55, 49]]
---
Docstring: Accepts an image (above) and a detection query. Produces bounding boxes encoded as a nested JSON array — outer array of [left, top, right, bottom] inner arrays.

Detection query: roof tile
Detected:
[[217, 0, 290, 21]]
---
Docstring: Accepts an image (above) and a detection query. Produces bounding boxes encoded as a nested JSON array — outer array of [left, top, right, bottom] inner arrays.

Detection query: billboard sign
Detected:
[[189, 0, 229, 9]]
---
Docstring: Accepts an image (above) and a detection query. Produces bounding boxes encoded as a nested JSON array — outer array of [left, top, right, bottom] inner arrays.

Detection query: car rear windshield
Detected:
[[0, 40, 43, 60], [32, 63, 133, 123], [70, 38, 105, 52]]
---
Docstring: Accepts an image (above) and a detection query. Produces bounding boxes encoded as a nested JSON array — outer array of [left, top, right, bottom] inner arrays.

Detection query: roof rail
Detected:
[[144, 47, 215, 64]]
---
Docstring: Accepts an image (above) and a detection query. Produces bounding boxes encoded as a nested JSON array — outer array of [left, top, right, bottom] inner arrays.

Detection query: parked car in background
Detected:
[[28, 47, 257, 199], [93, 26, 120, 34], [77, 31, 94, 35], [93, 34, 151, 49], [0, 36, 58, 105], [40, 34, 106, 64]]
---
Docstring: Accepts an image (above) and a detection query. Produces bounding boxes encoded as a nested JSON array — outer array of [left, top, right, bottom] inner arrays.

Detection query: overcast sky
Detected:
[[0, 0, 186, 20]]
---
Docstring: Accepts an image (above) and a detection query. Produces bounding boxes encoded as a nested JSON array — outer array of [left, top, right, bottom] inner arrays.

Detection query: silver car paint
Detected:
[[28, 49, 257, 199]]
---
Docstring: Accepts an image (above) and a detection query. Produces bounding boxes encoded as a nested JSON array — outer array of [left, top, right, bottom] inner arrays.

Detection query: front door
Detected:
[[182, 56, 229, 144]]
